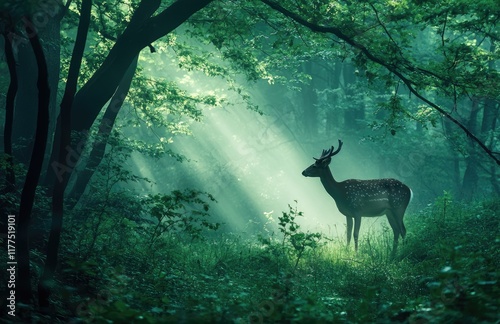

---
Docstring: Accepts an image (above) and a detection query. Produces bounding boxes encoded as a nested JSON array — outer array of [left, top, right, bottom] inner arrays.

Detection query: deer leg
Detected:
[[386, 211, 401, 256], [346, 217, 353, 247], [353, 216, 362, 252], [394, 208, 407, 256], [396, 207, 407, 239]]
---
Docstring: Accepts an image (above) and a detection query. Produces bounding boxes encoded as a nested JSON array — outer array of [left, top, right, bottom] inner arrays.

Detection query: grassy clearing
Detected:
[[46, 197, 500, 322]]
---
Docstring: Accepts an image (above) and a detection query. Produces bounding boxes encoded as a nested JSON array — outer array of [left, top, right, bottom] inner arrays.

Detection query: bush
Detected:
[[50, 196, 499, 323]]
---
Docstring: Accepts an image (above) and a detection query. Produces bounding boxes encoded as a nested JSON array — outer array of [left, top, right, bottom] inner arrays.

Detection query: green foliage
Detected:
[[257, 202, 326, 275], [398, 197, 500, 323], [51, 196, 499, 323], [0, 153, 22, 213], [277, 202, 325, 269], [127, 71, 225, 130], [3, 0, 499, 322], [142, 189, 220, 242], [0, 156, 51, 244]]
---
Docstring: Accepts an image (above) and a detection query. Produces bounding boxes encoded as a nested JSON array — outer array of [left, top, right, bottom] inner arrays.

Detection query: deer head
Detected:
[[302, 140, 343, 177]]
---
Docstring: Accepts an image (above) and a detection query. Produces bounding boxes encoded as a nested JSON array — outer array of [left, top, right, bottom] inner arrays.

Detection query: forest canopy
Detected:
[[0, 0, 499, 322]]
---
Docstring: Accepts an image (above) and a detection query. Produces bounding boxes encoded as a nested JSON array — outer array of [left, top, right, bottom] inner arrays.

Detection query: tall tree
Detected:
[[1, 28, 17, 194], [17, 17, 51, 307], [46, 0, 214, 188], [38, 0, 92, 309]]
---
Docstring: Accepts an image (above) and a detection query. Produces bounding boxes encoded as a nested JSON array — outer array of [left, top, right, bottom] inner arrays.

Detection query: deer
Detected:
[[302, 140, 413, 255]]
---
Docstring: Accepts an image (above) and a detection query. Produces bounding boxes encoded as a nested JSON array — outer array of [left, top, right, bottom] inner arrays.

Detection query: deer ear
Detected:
[[319, 158, 331, 166]]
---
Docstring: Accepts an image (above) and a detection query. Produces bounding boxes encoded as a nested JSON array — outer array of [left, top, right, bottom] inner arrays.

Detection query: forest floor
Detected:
[[24, 197, 500, 323]]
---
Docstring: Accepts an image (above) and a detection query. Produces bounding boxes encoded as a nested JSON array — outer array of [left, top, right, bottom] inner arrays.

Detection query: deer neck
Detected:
[[319, 168, 342, 199]]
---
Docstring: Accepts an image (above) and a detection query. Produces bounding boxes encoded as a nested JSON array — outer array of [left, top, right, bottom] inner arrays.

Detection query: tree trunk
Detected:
[[38, 0, 92, 309], [17, 20, 51, 308], [10, 14, 61, 166], [439, 95, 462, 196], [42, 10, 63, 177], [461, 98, 479, 200], [481, 39, 499, 195], [2, 32, 18, 193], [343, 63, 364, 129], [480, 97, 497, 136], [325, 59, 342, 137], [11, 38, 37, 164], [67, 55, 138, 209], [45, 0, 213, 189]]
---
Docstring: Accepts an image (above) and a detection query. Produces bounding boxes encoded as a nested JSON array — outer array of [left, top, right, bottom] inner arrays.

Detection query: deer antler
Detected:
[[314, 139, 343, 161]]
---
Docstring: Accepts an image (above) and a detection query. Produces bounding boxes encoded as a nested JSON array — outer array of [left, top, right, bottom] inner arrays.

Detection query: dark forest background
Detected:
[[0, 0, 498, 322]]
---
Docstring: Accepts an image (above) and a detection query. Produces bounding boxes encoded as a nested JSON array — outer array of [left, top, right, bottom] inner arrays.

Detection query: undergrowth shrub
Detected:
[[400, 195, 499, 322], [53, 194, 499, 323], [257, 201, 326, 273]]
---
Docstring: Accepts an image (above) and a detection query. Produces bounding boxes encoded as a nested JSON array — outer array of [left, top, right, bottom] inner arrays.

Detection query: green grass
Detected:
[[46, 197, 500, 322]]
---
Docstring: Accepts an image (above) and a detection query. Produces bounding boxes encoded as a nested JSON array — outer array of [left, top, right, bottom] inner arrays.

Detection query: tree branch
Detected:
[[260, 0, 500, 165], [45, 0, 213, 188]]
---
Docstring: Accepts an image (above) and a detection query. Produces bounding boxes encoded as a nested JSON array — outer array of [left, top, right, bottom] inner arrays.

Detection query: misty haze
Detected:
[[0, 0, 498, 323]]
